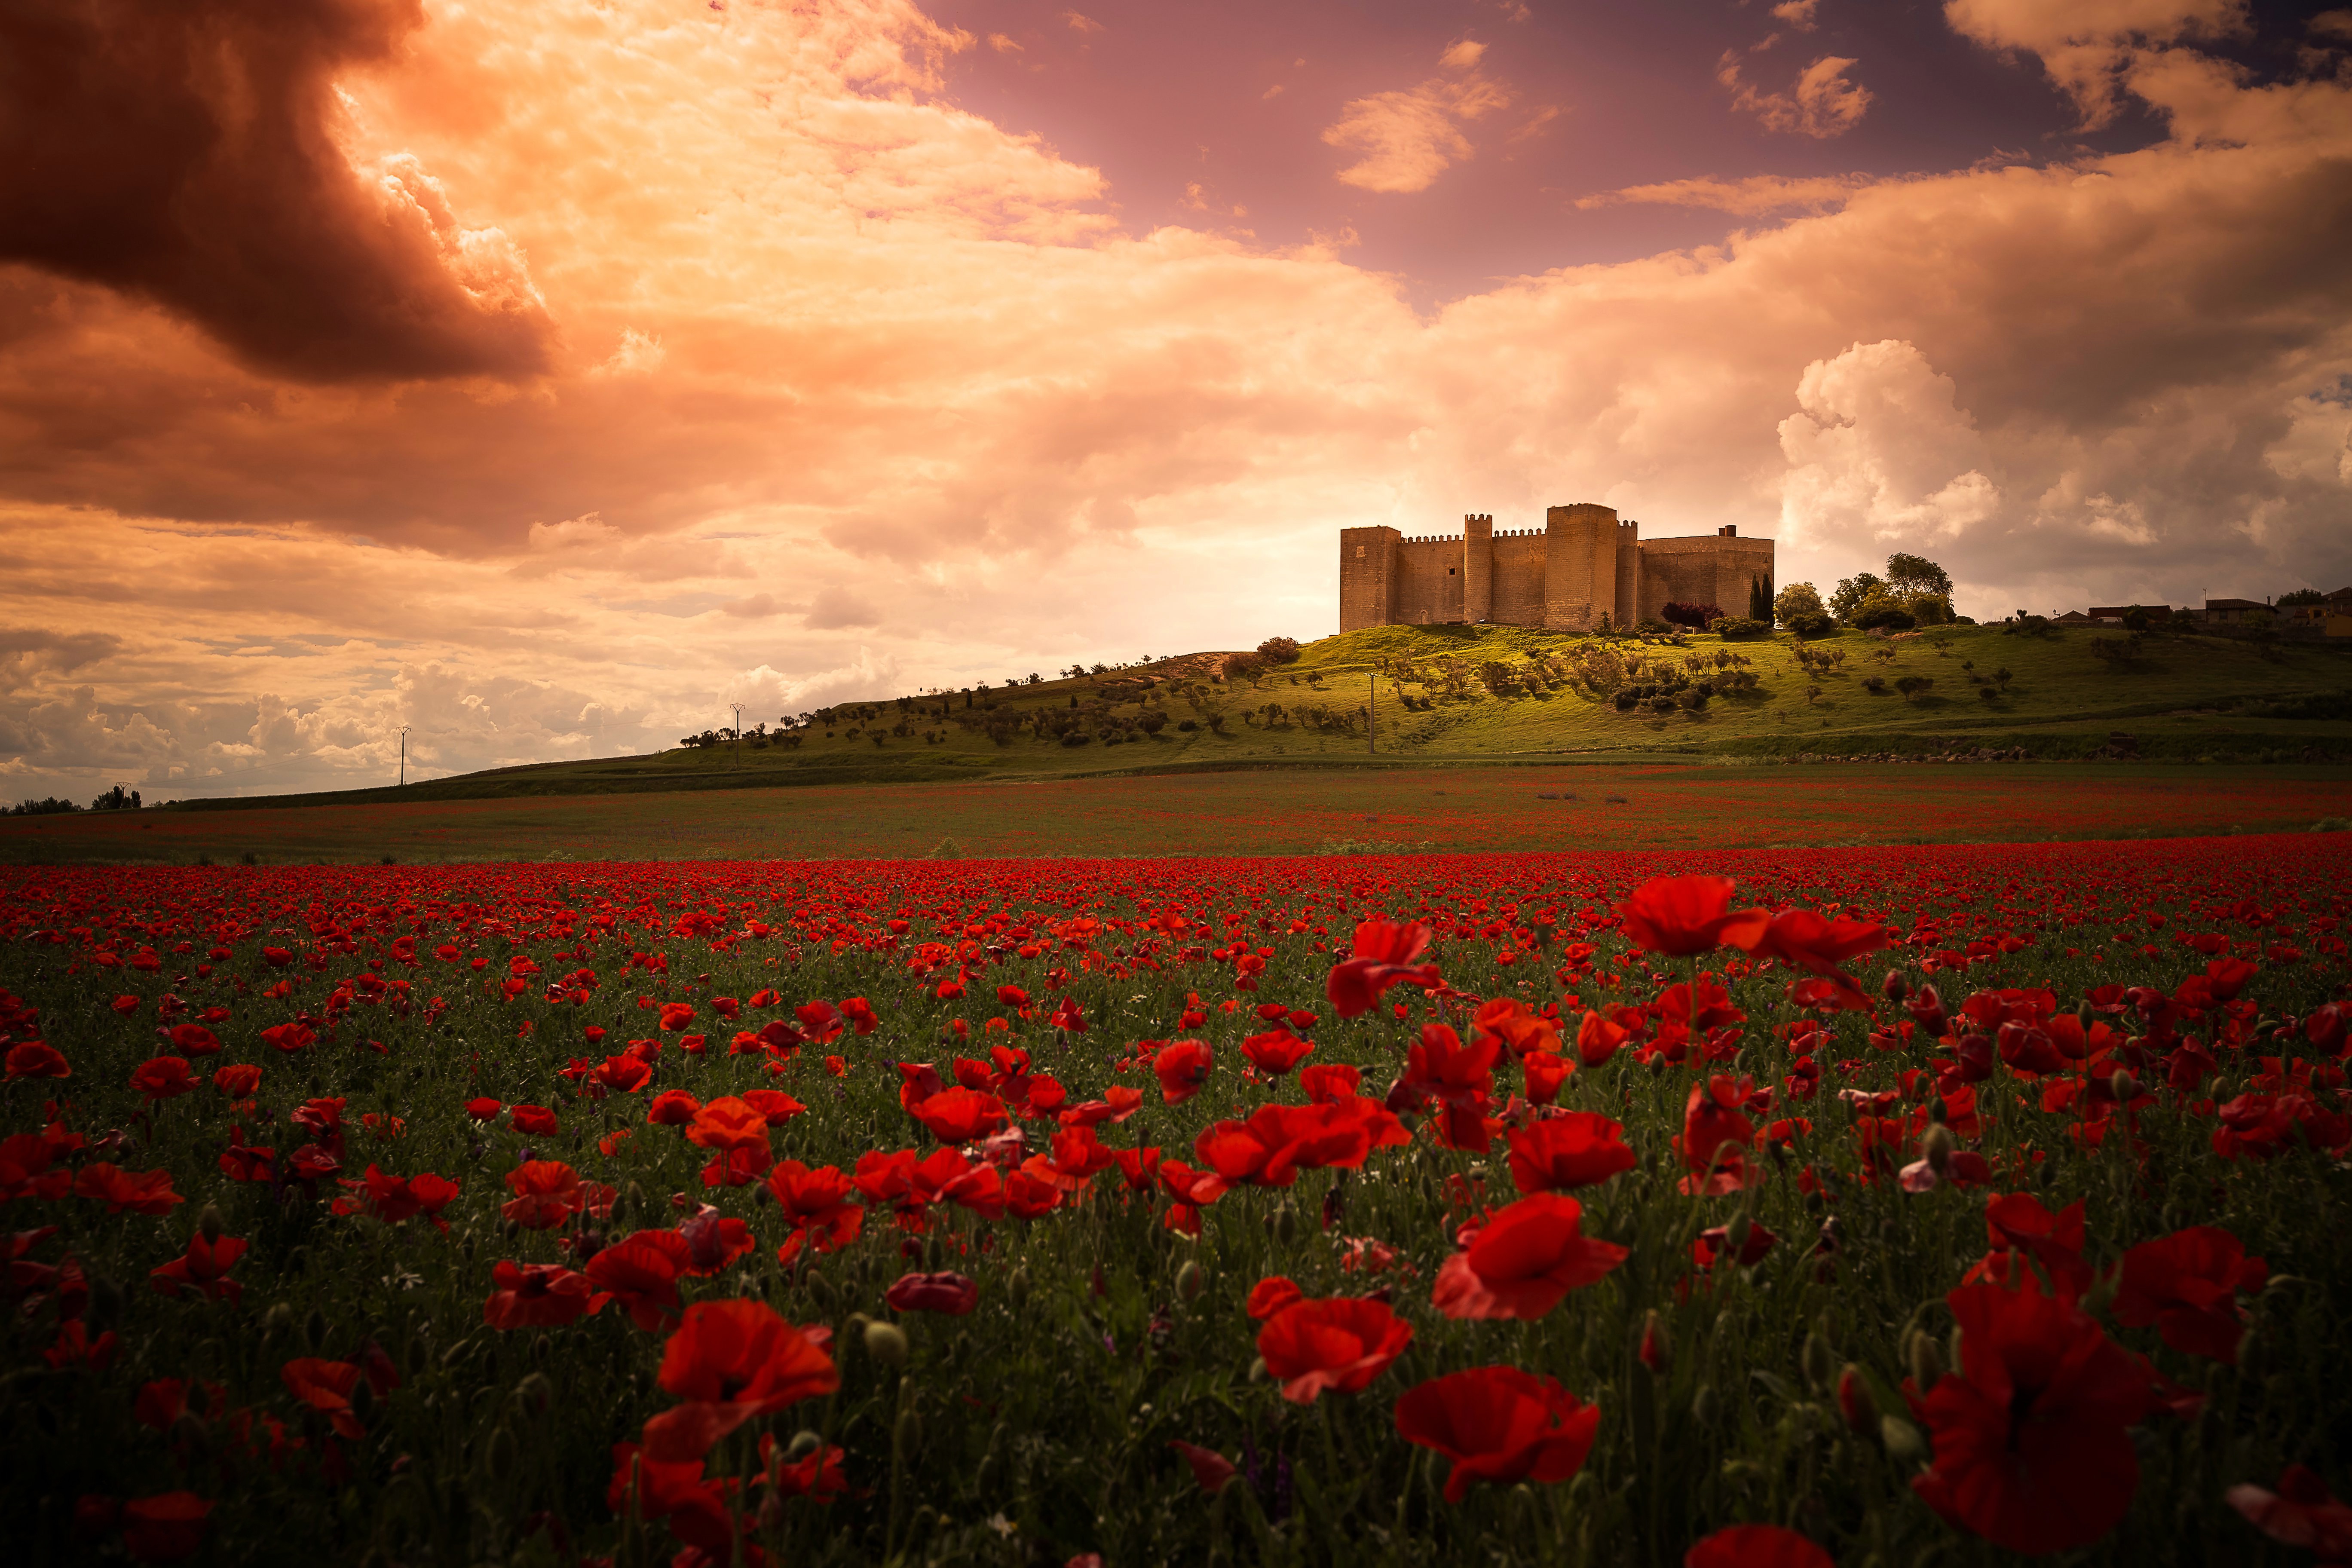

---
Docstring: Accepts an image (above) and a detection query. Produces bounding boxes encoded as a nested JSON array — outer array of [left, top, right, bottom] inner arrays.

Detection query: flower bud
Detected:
[[786, 1429, 824, 1462], [348, 1372, 375, 1425], [1176, 1260, 1204, 1302], [924, 1235, 943, 1272], [1726, 1212, 1753, 1253], [2109, 1069, 2139, 1102], [515, 1371, 553, 1420], [1690, 1384, 1718, 1425], [1801, 1332, 1835, 1393], [1921, 1123, 1956, 1175], [895, 1407, 922, 1455], [1007, 1266, 1032, 1310], [1638, 1310, 1671, 1377], [303, 1307, 328, 1356], [863, 1320, 909, 1368], [1272, 1203, 1298, 1245], [1905, 1328, 1944, 1390], [485, 1424, 517, 1481], [1836, 1365, 1873, 1433], [805, 1270, 839, 1315], [1879, 1415, 1927, 1464], [1880, 969, 1908, 1002], [198, 1204, 225, 1245]]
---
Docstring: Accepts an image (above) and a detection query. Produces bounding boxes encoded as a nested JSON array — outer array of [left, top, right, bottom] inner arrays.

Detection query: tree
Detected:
[[1661, 601, 1723, 629], [1883, 553, 1953, 599], [1828, 573, 1881, 620], [1747, 575, 1773, 622], [1894, 675, 1935, 703], [2278, 588, 2325, 606], [1773, 582, 1825, 625], [1025, 672, 1043, 685], [1854, 595, 1916, 632], [1257, 637, 1302, 664]]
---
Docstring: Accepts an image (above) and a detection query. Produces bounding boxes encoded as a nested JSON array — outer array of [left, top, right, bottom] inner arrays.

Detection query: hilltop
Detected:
[[143, 618, 2352, 812]]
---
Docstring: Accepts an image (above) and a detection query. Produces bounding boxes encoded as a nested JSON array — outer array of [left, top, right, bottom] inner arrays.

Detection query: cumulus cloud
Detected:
[[805, 587, 884, 629], [1322, 43, 1513, 193], [1771, 1, 1821, 32], [1945, 0, 2248, 127], [1777, 340, 2002, 550], [1718, 52, 1874, 138], [0, 0, 552, 383]]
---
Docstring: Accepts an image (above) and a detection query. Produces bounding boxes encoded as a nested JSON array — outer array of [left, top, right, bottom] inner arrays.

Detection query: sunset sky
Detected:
[[3, 0, 2349, 798]]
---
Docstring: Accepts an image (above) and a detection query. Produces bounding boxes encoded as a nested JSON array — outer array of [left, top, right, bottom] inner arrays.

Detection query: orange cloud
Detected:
[[1321, 42, 1513, 193]]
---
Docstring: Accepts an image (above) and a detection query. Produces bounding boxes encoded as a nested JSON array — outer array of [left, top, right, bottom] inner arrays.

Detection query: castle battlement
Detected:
[[1340, 505, 1773, 634]]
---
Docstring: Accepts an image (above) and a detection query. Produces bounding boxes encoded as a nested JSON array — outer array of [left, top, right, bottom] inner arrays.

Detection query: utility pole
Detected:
[[398, 726, 410, 786], [1368, 669, 1376, 755], [731, 703, 745, 767]]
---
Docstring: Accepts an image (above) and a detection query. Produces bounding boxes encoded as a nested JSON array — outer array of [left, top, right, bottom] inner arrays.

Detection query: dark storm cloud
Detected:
[[0, 0, 551, 382]]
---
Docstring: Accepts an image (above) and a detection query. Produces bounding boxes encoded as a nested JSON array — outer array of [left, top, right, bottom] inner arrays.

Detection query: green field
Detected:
[[6, 762, 2349, 865]]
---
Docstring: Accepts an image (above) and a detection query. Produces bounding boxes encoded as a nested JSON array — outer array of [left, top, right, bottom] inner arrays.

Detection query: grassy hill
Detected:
[[150, 619, 2352, 814]]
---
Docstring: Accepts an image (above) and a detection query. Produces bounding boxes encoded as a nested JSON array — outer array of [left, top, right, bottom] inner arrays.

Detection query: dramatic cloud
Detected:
[[0, 0, 2347, 801], [0, 0, 552, 382], [1321, 41, 1513, 193], [1945, 0, 2247, 127]]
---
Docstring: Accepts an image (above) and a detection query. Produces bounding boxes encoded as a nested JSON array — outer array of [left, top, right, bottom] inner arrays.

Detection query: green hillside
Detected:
[[153, 619, 2352, 813]]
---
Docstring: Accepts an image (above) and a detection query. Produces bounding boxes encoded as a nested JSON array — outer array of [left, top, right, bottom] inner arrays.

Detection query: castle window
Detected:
[[1448, 567, 1457, 575]]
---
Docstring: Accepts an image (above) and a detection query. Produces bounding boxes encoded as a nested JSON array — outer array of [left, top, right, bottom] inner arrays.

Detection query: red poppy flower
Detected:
[[120, 1491, 212, 1563], [1911, 1280, 2155, 1554], [501, 1161, 583, 1230], [1677, 1076, 1758, 1194], [148, 1232, 248, 1303], [1390, 1024, 1500, 1152], [167, 1024, 222, 1057], [1240, 1028, 1315, 1077], [1247, 1276, 1305, 1319], [2109, 1225, 2266, 1363], [686, 1096, 772, 1155], [1256, 1296, 1413, 1403], [211, 1063, 261, 1098], [643, 1298, 839, 1461], [74, 1163, 184, 1215], [608, 1443, 741, 1560], [1327, 921, 1443, 1018], [1506, 1112, 1636, 1193], [585, 1234, 686, 1333], [1966, 1192, 2092, 1300], [1168, 1439, 1239, 1493], [646, 1089, 700, 1127], [910, 1086, 1009, 1143], [591, 1054, 651, 1094], [281, 1357, 369, 1439], [509, 1103, 559, 1136], [1729, 907, 1889, 977], [886, 1270, 980, 1315], [1693, 1221, 1778, 1270], [1683, 1524, 1835, 1568], [337, 1165, 461, 1232], [1295, 1063, 1361, 1105], [1616, 877, 1769, 957], [1153, 1039, 1215, 1104], [1433, 1192, 1627, 1320], [129, 1056, 197, 1103], [677, 1204, 756, 1274], [740, 1088, 807, 1127], [1393, 1366, 1601, 1502], [2226, 1465, 2352, 1559], [483, 1259, 597, 1329], [465, 1096, 502, 1121], [658, 1002, 697, 1031], [5, 1041, 70, 1079], [842, 996, 880, 1035], [259, 1023, 315, 1053]]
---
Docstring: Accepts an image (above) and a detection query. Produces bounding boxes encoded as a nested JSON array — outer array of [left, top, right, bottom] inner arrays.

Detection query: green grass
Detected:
[[6, 763, 2349, 866]]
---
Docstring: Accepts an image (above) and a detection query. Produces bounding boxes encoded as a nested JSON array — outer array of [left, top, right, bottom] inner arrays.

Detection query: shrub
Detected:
[[1894, 675, 1936, 702], [1257, 636, 1302, 664], [1223, 652, 1266, 683], [1853, 596, 1916, 632], [1138, 711, 1167, 733], [1863, 676, 1888, 694], [1708, 617, 1769, 640], [1773, 582, 1825, 624], [1785, 611, 1835, 639], [1176, 719, 1197, 732], [1662, 601, 1723, 629]]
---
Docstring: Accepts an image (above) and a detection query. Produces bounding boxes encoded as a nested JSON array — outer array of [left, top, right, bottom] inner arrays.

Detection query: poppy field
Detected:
[[4, 836, 2350, 1567]]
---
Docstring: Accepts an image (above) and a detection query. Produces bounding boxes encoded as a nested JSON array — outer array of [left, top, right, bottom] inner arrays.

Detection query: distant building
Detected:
[[2202, 597, 2275, 625], [2087, 604, 2172, 622], [1340, 505, 1773, 634]]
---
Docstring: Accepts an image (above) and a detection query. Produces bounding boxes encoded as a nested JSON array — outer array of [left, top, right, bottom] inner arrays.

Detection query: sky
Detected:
[[1, 0, 2349, 799]]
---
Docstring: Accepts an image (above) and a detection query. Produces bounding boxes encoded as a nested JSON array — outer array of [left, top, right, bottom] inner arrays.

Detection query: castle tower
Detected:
[[1544, 503, 1618, 631], [1614, 518, 1641, 630], [1463, 514, 1493, 623], [1339, 525, 1400, 631]]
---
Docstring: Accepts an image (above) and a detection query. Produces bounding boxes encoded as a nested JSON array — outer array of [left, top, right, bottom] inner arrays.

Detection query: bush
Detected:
[[1176, 719, 1197, 732], [1138, 711, 1167, 733], [1661, 601, 1723, 629], [1906, 593, 1955, 627], [1773, 582, 1825, 624], [1708, 617, 1770, 640], [1894, 675, 1936, 702], [1223, 652, 1266, 683], [1257, 637, 1302, 664], [1785, 611, 1835, 639], [1853, 597, 1916, 632]]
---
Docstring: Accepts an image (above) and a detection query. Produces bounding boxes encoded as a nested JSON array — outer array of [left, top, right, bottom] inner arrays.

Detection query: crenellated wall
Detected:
[[1340, 505, 1772, 635]]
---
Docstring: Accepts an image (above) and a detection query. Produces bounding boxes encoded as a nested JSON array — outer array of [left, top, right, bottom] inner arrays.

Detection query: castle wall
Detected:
[[1463, 515, 1493, 624], [1489, 530, 1547, 627], [1392, 534, 1465, 625], [1544, 503, 1617, 632], [1635, 533, 1776, 625]]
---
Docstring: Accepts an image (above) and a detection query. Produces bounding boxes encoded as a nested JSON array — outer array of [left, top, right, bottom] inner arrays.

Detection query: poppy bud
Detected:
[[1726, 1212, 1752, 1254], [1690, 1384, 1718, 1425], [753, 1183, 773, 1206], [349, 1373, 374, 1425], [198, 1204, 225, 1245], [895, 1407, 922, 1455], [1646, 1051, 1667, 1076], [1905, 1329, 1944, 1390], [1921, 1123, 1956, 1175], [1637, 1310, 1670, 1376], [805, 1271, 839, 1315], [1880, 969, 1908, 1002], [441, 1337, 475, 1372], [1926, 1095, 1948, 1125], [530, 1332, 551, 1366], [1272, 1203, 1298, 1244], [1801, 1332, 1835, 1394], [2109, 1069, 2138, 1102], [864, 1320, 909, 1368], [515, 1372, 553, 1420], [1248, 1356, 1269, 1383], [2076, 1001, 2095, 1035], [1007, 1266, 1031, 1309], [1946, 1325, 1965, 1379], [1835, 1365, 1873, 1433], [924, 1236, 943, 1272], [1879, 1415, 1926, 1465], [786, 1429, 823, 1462], [295, 1306, 323, 1355], [485, 1424, 517, 1482], [501, 1217, 521, 1243], [1176, 1260, 1204, 1302], [2238, 1327, 2266, 1380]]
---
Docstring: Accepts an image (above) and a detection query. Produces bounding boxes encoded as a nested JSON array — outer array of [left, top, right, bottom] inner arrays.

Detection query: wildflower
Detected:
[[483, 1260, 597, 1329], [910, 1087, 1009, 1143], [1683, 1525, 1835, 1568], [1152, 1040, 1215, 1105], [1505, 1112, 1635, 1193], [885, 1271, 980, 1314], [1393, 1366, 1601, 1502], [148, 1231, 248, 1302], [584, 1234, 687, 1332], [509, 1104, 559, 1136], [1433, 1192, 1626, 1320], [1615, 877, 1767, 957], [130, 1056, 197, 1103], [1256, 1296, 1413, 1403], [2226, 1466, 2352, 1559], [1327, 922, 1442, 1018], [1169, 1441, 1239, 1493], [120, 1492, 212, 1563], [2109, 1226, 2266, 1363], [641, 1298, 838, 1461]]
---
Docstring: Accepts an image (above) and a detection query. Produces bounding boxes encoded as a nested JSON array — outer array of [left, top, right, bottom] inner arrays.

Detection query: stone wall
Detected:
[[1635, 530, 1774, 625]]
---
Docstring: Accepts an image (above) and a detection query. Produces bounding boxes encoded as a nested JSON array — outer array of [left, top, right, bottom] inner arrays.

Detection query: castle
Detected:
[[1339, 504, 1774, 634]]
